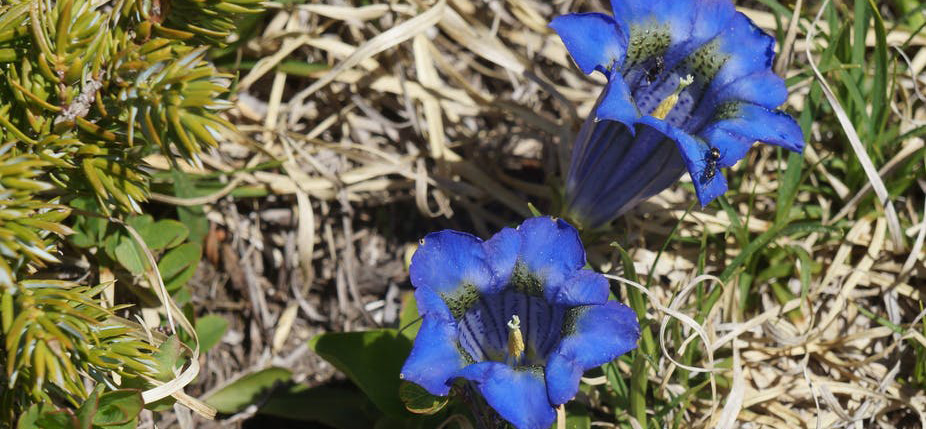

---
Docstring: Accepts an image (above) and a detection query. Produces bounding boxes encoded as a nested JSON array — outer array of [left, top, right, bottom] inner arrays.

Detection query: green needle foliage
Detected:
[[0, 0, 259, 424], [1, 281, 159, 422], [0, 0, 248, 214], [127, 0, 264, 45], [0, 143, 71, 287]]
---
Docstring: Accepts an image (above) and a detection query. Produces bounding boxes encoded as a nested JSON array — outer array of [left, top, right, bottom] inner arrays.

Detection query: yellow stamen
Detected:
[[651, 75, 695, 120], [507, 315, 524, 360]]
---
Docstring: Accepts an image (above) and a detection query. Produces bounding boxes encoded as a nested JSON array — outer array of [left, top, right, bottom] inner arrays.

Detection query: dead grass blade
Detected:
[[288, 0, 446, 117], [804, 0, 905, 252]]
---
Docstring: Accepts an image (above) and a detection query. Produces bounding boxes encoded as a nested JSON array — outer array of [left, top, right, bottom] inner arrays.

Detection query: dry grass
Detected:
[[138, 0, 926, 427]]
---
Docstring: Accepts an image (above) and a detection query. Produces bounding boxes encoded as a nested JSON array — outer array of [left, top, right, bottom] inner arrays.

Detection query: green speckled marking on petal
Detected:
[[509, 262, 544, 297], [561, 306, 589, 338], [440, 283, 480, 320], [682, 40, 730, 81], [513, 364, 545, 376], [712, 101, 741, 120], [624, 24, 671, 69]]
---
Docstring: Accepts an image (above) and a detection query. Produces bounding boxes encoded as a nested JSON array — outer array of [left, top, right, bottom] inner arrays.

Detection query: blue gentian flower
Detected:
[[551, 0, 805, 229], [400, 217, 640, 429]]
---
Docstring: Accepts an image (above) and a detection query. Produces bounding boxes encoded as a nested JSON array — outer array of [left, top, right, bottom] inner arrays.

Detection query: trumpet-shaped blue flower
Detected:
[[400, 217, 640, 429], [551, 0, 805, 229]]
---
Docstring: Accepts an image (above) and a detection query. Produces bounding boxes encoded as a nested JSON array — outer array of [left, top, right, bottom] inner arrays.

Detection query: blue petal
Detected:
[[410, 230, 494, 295], [594, 72, 640, 129], [515, 217, 585, 294], [713, 103, 804, 153], [618, 0, 695, 36], [457, 362, 556, 429], [546, 302, 640, 405], [483, 227, 520, 286], [415, 286, 454, 321], [638, 116, 728, 205], [676, 135, 729, 205], [712, 13, 777, 90], [564, 119, 687, 228], [401, 317, 467, 396], [550, 13, 627, 75], [697, 125, 754, 168], [616, 0, 734, 67], [687, 0, 737, 49], [626, 0, 695, 65], [554, 270, 609, 306], [709, 70, 788, 109]]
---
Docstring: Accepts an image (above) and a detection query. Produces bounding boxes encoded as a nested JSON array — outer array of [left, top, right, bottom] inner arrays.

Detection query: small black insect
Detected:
[[644, 56, 665, 84], [702, 147, 722, 181]]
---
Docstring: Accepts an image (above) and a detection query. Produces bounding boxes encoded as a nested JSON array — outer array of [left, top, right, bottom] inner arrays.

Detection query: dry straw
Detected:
[[128, 0, 926, 426]]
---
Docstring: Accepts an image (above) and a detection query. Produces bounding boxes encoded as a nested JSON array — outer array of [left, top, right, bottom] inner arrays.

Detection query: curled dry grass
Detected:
[[140, 0, 926, 427]]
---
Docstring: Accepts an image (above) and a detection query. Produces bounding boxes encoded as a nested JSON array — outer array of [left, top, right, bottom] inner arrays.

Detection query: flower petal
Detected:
[[698, 126, 754, 168], [410, 229, 495, 299], [400, 317, 467, 396], [414, 285, 455, 321], [687, 0, 737, 49], [550, 13, 627, 75], [713, 103, 804, 153], [617, 0, 735, 67], [619, 0, 696, 37], [554, 270, 610, 306], [710, 70, 788, 109], [514, 217, 585, 296], [594, 72, 640, 129], [565, 119, 686, 228], [483, 227, 520, 286], [638, 116, 728, 205], [546, 302, 640, 405], [457, 362, 556, 429], [712, 13, 777, 90], [676, 134, 729, 205]]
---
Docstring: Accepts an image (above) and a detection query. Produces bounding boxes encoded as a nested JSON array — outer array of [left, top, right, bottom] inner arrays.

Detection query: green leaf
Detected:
[[125, 215, 154, 236], [158, 242, 202, 292], [775, 151, 804, 226], [259, 384, 379, 429], [152, 336, 186, 381], [35, 410, 78, 429], [113, 235, 147, 275], [172, 169, 209, 244], [308, 329, 413, 417], [195, 314, 228, 352], [527, 202, 542, 217], [717, 196, 747, 246], [276, 61, 330, 77], [68, 197, 107, 248], [866, 0, 889, 139], [399, 381, 447, 415], [204, 367, 293, 414], [94, 390, 143, 427], [75, 384, 103, 429], [130, 215, 188, 251], [17, 404, 43, 429], [565, 404, 590, 429], [398, 292, 420, 340]]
